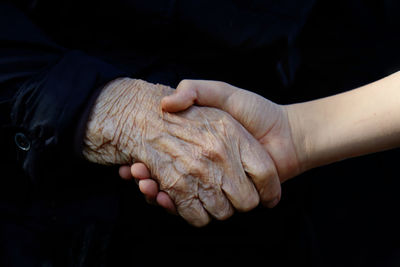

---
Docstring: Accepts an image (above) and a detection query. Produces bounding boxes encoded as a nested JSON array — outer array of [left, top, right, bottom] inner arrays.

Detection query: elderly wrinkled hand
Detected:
[[83, 78, 277, 227]]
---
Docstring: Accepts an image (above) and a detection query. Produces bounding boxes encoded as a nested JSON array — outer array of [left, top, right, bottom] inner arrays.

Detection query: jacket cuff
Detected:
[[11, 50, 125, 180]]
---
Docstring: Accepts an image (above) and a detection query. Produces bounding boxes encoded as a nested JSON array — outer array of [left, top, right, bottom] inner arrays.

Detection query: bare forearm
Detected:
[[287, 71, 400, 172]]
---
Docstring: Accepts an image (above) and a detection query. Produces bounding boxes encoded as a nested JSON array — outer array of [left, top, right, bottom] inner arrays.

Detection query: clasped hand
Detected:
[[84, 78, 300, 227]]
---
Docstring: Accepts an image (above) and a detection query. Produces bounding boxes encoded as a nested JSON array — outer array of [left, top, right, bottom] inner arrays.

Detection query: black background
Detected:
[[108, 1, 400, 266], [2, 1, 400, 266]]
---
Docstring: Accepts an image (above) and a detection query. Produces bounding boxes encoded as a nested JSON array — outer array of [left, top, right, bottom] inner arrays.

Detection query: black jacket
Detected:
[[1, 1, 400, 266]]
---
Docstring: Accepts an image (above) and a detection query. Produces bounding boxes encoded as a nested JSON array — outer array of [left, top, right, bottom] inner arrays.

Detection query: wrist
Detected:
[[284, 102, 318, 174], [83, 78, 148, 164], [83, 78, 175, 165], [285, 95, 360, 173], [83, 77, 134, 164]]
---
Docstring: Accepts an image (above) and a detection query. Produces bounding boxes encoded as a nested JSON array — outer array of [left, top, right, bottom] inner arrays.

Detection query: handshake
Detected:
[[83, 78, 303, 227], [83, 72, 400, 227]]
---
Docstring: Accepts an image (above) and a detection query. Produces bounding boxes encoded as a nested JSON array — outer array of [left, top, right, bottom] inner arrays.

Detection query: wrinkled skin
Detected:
[[83, 78, 277, 227]]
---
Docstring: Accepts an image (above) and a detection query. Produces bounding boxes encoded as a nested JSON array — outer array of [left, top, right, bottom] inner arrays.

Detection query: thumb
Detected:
[[161, 82, 197, 112], [161, 80, 236, 112]]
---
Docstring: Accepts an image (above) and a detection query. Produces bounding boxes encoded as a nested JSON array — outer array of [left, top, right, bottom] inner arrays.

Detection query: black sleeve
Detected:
[[0, 3, 125, 181]]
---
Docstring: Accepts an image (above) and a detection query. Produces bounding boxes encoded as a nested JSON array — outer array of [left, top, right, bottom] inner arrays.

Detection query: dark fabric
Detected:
[[1, 0, 400, 266], [0, 4, 125, 180]]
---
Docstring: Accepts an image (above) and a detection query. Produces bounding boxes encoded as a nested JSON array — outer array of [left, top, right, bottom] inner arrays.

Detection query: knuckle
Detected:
[[212, 80, 229, 92], [236, 192, 260, 212], [177, 198, 211, 227], [260, 186, 281, 206], [202, 141, 226, 161], [251, 166, 279, 193], [218, 81, 231, 90], [176, 155, 206, 177], [254, 164, 276, 183], [200, 190, 234, 220], [214, 207, 234, 221], [176, 196, 195, 209], [189, 161, 208, 177], [173, 178, 187, 192], [160, 175, 187, 196], [177, 79, 194, 91]]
